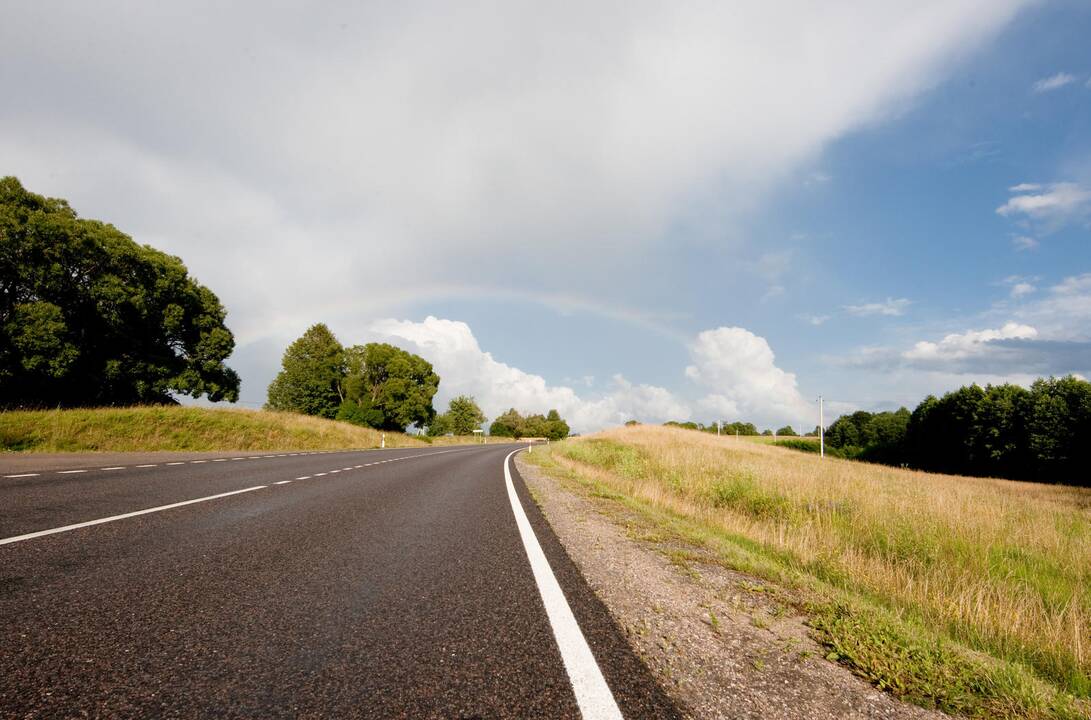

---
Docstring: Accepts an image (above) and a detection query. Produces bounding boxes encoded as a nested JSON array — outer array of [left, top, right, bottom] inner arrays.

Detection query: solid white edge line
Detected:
[[0, 485, 268, 546], [503, 450, 623, 720], [57, 470, 86, 474]]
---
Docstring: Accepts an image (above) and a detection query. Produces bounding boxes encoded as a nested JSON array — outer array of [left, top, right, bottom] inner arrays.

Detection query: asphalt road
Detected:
[[0, 444, 681, 719]]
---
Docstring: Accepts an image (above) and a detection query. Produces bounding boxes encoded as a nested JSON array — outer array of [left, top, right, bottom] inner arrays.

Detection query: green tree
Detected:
[[341, 343, 439, 431], [1027, 376, 1091, 483], [775, 425, 798, 437], [445, 395, 486, 435], [490, 408, 524, 438], [0, 176, 240, 407], [543, 409, 570, 440], [425, 412, 453, 437], [266, 324, 345, 418]]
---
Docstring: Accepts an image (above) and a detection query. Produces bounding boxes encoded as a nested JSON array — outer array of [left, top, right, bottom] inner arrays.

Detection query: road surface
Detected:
[[0, 444, 681, 719]]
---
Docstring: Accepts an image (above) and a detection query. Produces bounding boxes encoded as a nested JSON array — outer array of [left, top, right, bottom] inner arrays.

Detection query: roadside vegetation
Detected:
[[0, 406, 429, 452], [490, 407, 570, 440], [528, 424, 1090, 719]]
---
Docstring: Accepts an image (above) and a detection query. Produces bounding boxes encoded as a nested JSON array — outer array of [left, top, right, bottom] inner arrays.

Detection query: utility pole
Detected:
[[818, 395, 825, 458]]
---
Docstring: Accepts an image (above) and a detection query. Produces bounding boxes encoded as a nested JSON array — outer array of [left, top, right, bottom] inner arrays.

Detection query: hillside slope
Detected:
[[0, 406, 427, 453]]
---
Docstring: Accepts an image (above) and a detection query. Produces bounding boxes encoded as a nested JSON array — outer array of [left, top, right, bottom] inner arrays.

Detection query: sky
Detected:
[[3, 0, 1091, 433]]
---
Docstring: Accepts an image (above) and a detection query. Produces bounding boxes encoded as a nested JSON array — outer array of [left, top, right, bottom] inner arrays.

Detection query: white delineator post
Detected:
[[381, 433, 386, 449], [819, 395, 825, 458]]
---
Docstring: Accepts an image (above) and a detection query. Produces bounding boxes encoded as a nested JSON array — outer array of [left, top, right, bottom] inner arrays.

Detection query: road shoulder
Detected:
[[516, 454, 946, 720]]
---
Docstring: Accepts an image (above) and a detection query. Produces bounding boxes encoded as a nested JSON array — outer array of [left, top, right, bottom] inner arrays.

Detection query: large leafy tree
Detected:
[[342, 343, 439, 431], [489, 408, 523, 438], [266, 324, 345, 418], [443, 395, 486, 435], [0, 176, 240, 407]]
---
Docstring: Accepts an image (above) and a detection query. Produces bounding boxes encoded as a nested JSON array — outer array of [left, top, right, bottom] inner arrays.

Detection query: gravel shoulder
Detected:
[[516, 455, 947, 720]]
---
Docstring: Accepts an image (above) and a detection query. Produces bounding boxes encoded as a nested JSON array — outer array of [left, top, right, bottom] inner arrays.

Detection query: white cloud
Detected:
[[1010, 282, 1035, 298], [1000, 274, 1038, 298], [903, 322, 1038, 362], [799, 314, 831, 326], [844, 297, 912, 317], [1010, 183, 1042, 192], [360, 317, 816, 432], [685, 327, 814, 427], [996, 182, 1091, 225], [0, 1, 1033, 350], [1011, 235, 1040, 251], [1011, 273, 1091, 341], [1032, 72, 1077, 93], [365, 316, 690, 432]]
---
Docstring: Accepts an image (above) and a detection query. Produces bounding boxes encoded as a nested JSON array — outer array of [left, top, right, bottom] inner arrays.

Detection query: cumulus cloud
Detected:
[[357, 317, 817, 432], [685, 327, 814, 426], [365, 316, 691, 432], [843, 298, 912, 317], [0, 1, 1032, 349], [902, 322, 1038, 363], [1032, 72, 1077, 93]]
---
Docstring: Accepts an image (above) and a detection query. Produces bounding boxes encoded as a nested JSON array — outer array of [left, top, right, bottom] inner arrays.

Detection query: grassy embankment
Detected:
[[527, 425, 1090, 720], [0, 406, 430, 452]]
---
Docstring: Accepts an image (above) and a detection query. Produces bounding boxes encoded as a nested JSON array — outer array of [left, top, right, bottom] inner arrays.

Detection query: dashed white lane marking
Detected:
[[231, 457, 246, 461], [0, 486, 268, 546], [167, 462, 185, 466], [136, 464, 157, 468], [57, 470, 86, 475], [4, 473, 39, 478], [212, 458, 228, 462], [274, 480, 292, 485], [248, 456, 261, 459], [503, 450, 623, 720], [295, 476, 311, 480], [101, 467, 126, 471], [314, 472, 327, 477], [329, 470, 341, 474], [190, 460, 208, 464]]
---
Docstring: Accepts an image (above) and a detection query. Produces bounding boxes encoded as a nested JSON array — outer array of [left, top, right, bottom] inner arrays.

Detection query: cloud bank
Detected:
[[0, 0, 1032, 345], [365, 317, 816, 432]]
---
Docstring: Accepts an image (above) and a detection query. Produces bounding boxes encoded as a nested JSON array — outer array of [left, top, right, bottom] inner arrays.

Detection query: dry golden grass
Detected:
[[545, 424, 1091, 717], [0, 406, 429, 452]]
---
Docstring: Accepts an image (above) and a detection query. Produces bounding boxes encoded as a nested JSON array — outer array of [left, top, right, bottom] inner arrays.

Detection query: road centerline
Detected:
[[0, 486, 268, 546]]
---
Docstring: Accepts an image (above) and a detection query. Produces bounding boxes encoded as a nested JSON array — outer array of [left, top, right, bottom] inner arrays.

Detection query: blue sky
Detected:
[[3, 1, 1090, 431]]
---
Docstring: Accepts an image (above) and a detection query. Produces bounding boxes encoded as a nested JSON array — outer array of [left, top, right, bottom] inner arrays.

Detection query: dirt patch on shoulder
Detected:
[[516, 455, 946, 720]]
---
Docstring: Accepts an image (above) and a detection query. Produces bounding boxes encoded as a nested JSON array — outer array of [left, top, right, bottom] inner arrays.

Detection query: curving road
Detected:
[[0, 444, 680, 719]]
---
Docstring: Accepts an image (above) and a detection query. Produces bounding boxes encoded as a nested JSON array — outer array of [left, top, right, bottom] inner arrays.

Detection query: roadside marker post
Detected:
[[819, 395, 825, 458]]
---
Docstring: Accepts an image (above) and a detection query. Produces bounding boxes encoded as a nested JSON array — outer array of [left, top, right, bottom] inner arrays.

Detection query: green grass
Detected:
[[0, 406, 429, 452], [526, 429, 1091, 720]]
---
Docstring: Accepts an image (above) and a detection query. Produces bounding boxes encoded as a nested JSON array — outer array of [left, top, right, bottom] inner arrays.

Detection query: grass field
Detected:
[[528, 425, 1090, 719], [0, 406, 430, 452]]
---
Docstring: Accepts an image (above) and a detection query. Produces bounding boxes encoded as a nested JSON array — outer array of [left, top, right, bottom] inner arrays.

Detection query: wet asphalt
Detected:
[[0, 444, 681, 719]]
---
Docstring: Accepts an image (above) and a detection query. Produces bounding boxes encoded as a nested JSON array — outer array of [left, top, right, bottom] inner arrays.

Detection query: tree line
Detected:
[[1, 177, 239, 408], [490, 408, 570, 440], [266, 324, 440, 431], [823, 376, 1091, 486], [268, 325, 573, 438], [660, 420, 809, 437]]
